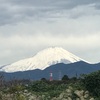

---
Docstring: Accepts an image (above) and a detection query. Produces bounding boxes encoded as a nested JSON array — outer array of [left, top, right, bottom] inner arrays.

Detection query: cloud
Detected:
[[1, 8, 100, 37], [0, 0, 100, 26], [0, 33, 100, 66], [0, 0, 100, 66]]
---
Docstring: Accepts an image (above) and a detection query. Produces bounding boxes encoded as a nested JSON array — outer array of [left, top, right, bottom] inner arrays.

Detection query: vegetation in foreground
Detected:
[[0, 71, 100, 100]]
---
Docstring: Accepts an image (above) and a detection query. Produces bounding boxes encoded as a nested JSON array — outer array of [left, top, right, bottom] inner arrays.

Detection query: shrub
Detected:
[[62, 75, 69, 81], [82, 70, 100, 97]]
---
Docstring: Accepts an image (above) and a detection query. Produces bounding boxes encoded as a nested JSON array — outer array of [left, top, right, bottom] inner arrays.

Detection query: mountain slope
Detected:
[[0, 47, 85, 72]]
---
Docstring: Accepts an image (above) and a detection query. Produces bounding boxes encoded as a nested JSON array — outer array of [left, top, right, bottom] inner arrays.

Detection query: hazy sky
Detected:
[[0, 0, 100, 66]]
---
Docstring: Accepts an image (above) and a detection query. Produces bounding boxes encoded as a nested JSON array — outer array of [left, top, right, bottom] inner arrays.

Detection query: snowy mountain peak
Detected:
[[0, 47, 85, 72]]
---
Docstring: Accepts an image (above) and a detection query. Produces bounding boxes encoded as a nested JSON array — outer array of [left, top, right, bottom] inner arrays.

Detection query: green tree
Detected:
[[0, 73, 4, 88], [62, 75, 69, 81], [41, 78, 47, 82], [82, 70, 100, 97]]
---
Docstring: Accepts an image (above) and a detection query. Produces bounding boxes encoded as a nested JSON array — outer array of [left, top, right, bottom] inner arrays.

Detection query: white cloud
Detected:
[[0, 0, 100, 66], [0, 32, 100, 66]]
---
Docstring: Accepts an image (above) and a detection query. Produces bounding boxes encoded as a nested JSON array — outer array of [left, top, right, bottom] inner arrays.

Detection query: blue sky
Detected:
[[0, 0, 100, 66]]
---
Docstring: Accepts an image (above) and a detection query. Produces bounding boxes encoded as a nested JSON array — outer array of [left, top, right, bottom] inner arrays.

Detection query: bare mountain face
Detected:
[[0, 47, 86, 72]]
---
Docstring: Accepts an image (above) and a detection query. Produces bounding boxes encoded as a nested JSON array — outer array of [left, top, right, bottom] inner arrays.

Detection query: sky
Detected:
[[0, 0, 100, 66]]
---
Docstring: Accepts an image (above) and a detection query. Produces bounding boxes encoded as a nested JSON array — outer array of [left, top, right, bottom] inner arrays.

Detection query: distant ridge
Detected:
[[1, 61, 100, 80]]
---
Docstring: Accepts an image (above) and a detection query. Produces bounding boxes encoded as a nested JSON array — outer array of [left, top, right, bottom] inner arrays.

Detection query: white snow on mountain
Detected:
[[0, 47, 86, 72]]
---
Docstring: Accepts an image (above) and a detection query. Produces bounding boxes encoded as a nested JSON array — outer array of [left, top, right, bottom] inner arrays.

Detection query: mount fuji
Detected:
[[1, 47, 100, 80], [0, 47, 85, 73]]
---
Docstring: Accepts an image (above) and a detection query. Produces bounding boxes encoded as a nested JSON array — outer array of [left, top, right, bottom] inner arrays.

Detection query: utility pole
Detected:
[[50, 72, 53, 81], [59, 71, 62, 80]]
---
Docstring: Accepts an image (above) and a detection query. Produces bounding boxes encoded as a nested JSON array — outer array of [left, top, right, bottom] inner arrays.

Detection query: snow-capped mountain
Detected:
[[0, 47, 86, 72]]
